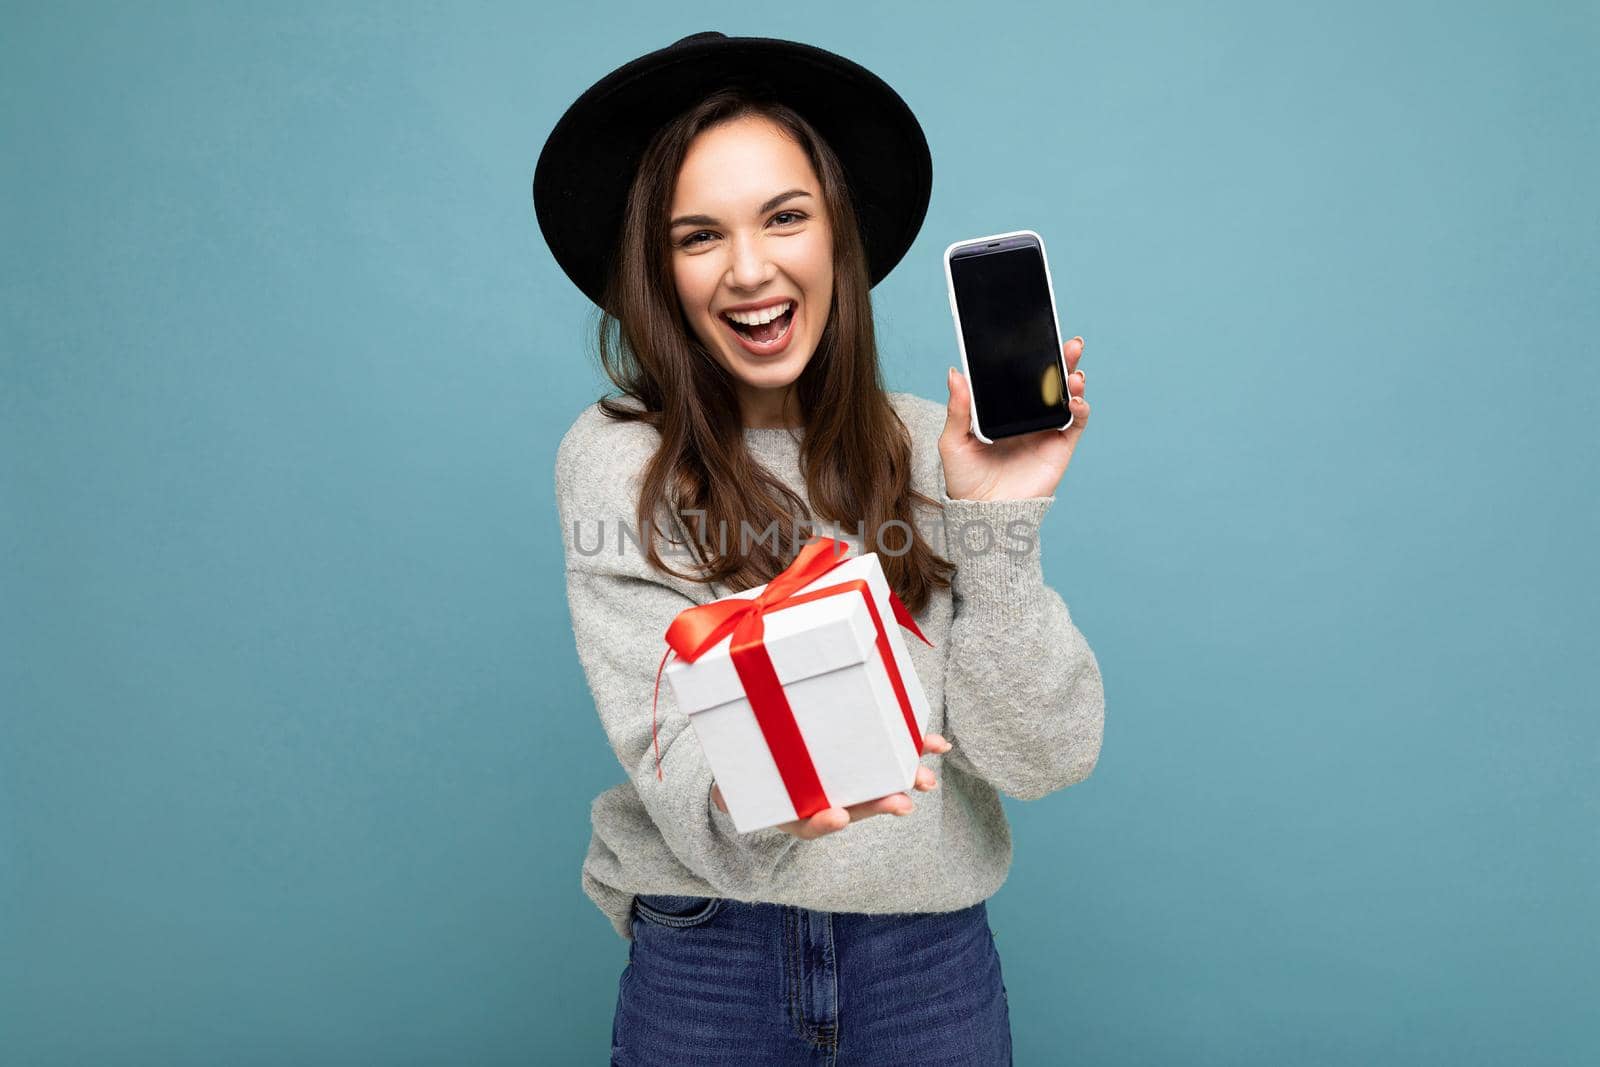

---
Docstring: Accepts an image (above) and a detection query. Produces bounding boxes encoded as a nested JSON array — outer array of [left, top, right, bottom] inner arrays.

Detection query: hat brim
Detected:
[[533, 34, 932, 314]]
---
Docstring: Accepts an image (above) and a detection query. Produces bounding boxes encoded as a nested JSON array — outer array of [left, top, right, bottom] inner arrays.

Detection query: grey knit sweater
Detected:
[[555, 391, 1105, 940]]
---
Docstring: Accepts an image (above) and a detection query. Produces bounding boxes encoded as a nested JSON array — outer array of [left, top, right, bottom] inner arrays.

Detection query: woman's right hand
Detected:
[[712, 733, 954, 840]]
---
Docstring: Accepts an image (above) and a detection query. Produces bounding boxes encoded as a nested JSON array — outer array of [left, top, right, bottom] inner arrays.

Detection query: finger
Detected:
[[1061, 393, 1090, 437], [921, 732, 952, 755], [783, 788, 918, 837], [944, 367, 973, 440], [1063, 335, 1084, 376], [790, 807, 851, 838], [844, 793, 913, 821], [913, 765, 939, 791]]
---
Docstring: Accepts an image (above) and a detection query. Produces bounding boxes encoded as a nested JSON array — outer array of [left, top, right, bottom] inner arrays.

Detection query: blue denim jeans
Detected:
[[610, 893, 1012, 1065]]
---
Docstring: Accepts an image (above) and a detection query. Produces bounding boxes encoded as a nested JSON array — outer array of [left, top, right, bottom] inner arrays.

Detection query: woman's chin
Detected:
[[721, 333, 814, 383], [733, 348, 809, 386]]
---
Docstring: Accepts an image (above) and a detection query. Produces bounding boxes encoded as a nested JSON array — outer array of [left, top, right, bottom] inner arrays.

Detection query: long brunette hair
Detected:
[[591, 87, 954, 614]]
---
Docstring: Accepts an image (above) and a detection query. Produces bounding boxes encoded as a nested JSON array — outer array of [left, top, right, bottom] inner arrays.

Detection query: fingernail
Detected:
[[1072, 335, 1084, 347]]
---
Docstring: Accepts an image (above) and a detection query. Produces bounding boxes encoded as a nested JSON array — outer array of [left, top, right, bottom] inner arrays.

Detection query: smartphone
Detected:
[[943, 229, 1072, 443]]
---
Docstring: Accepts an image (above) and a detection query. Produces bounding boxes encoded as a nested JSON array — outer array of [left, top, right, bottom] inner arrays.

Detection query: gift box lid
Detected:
[[663, 552, 890, 715]]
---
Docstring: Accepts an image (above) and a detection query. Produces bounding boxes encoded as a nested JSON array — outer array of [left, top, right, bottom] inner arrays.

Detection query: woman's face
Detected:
[[668, 115, 834, 428]]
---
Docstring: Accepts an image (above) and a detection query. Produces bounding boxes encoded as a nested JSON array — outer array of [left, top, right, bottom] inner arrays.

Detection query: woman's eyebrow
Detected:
[[670, 189, 814, 229]]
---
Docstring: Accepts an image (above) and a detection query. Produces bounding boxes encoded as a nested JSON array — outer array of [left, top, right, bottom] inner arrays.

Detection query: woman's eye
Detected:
[[677, 212, 806, 249]]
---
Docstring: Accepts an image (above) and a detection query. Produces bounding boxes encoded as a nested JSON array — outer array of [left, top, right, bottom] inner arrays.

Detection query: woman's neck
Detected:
[[739, 384, 804, 429]]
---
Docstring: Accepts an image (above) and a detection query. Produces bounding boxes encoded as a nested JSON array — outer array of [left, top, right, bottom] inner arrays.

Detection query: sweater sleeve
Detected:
[[935, 492, 1106, 800], [556, 425, 801, 893]]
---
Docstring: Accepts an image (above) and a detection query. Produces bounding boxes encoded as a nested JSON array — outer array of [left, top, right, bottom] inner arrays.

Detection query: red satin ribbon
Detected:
[[649, 536, 934, 820]]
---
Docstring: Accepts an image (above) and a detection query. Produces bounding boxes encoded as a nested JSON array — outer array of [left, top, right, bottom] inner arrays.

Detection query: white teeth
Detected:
[[723, 300, 792, 326]]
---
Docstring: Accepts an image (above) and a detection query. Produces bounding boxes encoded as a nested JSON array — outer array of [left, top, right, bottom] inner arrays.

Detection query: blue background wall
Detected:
[[4, 1, 1595, 1063]]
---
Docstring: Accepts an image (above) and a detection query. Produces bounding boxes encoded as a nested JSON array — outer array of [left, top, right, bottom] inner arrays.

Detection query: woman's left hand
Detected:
[[712, 733, 954, 837], [940, 336, 1090, 501]]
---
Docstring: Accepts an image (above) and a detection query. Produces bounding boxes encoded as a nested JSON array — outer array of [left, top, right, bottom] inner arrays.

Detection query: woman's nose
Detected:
[[725, 231, 774, 290]]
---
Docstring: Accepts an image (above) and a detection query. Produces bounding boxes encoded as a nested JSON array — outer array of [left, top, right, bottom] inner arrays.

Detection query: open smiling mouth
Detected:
[[720, 302, 798, 354]]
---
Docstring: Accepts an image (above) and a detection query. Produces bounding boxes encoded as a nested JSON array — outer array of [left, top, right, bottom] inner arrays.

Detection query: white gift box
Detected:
[[664, 551, 933, 833]]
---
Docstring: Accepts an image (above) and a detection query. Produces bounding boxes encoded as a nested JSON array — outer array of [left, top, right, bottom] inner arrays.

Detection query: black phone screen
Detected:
[[949, 240, 1069, 439]]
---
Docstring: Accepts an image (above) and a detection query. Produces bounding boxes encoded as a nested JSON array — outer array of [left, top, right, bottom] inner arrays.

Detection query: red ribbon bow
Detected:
[[650, 536, 935, 820]]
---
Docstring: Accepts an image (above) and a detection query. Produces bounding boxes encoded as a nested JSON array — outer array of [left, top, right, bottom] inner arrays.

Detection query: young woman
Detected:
[[534, 32, 1102, 1065]]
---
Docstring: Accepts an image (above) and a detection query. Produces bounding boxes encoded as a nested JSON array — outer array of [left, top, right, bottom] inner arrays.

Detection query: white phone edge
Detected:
[[942, 228, 1072, 444]]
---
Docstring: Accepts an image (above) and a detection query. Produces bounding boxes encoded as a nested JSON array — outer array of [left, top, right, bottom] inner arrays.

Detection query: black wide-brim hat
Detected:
[[532, 31, 932, 314]]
